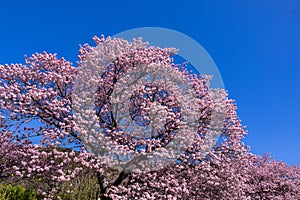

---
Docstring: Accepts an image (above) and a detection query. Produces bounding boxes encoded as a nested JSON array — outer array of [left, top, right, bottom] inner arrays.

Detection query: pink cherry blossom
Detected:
[[0, 36, 298, 199]]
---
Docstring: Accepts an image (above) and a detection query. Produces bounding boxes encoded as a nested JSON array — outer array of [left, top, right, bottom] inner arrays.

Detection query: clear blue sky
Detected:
[[0, 0, 299, 165]]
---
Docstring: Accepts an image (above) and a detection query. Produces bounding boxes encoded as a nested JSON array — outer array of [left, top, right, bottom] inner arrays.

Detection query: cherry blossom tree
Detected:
[[0, 36, 299, 199]]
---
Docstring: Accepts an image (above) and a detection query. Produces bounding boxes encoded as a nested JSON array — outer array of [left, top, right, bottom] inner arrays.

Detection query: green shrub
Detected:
[[0, 184, 38, 200], [57, 171, 100, 200]]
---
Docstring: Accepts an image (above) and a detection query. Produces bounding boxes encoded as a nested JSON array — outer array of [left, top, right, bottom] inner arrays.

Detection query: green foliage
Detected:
[[57, 171, 100, 200], [0, 184, 39, 200]]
